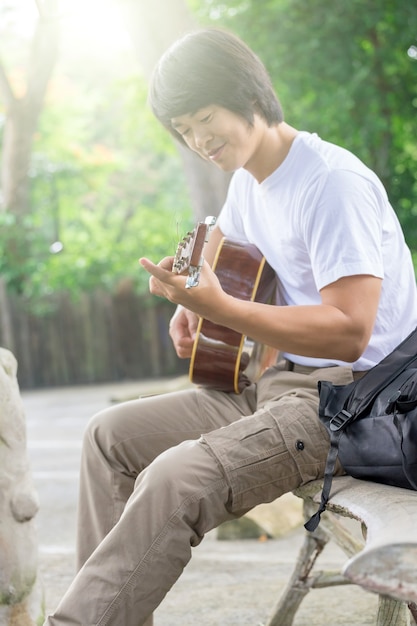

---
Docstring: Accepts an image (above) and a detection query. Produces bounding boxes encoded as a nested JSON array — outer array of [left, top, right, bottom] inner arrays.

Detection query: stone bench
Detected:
[[265, 476, 417, 626]]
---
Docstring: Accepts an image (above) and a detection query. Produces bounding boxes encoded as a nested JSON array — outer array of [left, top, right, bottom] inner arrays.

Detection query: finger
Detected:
[[139, 257, 171, 282], [175, 337, 195, 359], [148, 275, 162, 297], [139, 256, 177, 276], [139, 257, 159, 275]]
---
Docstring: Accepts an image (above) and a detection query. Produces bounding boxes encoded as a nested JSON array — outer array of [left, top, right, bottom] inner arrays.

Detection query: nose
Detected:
[[194, 127, 212, 150]]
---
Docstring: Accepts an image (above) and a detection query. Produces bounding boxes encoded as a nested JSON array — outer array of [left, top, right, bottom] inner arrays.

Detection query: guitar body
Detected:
[[189, 238, 278, 393]]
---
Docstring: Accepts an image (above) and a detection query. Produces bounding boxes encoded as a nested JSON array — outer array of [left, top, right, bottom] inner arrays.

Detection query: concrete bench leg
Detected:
[[264, 528, 321, 626], [265, 520, 350, 626], [265, 501, 411, 626], [377, 596, 410, 626]]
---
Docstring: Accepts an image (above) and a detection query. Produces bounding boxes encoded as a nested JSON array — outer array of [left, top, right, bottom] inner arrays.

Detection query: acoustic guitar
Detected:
[[172, 219, 278, 393]]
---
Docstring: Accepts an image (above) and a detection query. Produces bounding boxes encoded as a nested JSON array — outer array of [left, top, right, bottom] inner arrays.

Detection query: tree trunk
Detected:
[[119, 0, 231, 221], [0, 0, 60, 216], [0, 0, 60, 319]]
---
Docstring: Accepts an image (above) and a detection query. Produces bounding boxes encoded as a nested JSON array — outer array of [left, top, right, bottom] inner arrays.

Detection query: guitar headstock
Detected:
[[172, 216, 216, 288]]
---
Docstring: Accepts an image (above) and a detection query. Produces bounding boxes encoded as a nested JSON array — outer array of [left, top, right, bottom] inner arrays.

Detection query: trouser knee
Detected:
[[80, 406, 141, 478], [82, 409, 115, 460], [135, 439, 232, 536]]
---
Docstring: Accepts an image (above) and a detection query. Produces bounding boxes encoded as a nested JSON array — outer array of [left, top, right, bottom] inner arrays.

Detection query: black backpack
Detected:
[[306, 326, 417, 532]]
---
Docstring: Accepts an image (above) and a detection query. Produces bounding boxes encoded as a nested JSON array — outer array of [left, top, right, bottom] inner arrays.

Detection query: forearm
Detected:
[[207, 296, 370, 363]]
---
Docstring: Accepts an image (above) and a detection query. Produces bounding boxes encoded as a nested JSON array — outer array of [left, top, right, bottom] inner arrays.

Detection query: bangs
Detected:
[[149, 28, 283, 142]]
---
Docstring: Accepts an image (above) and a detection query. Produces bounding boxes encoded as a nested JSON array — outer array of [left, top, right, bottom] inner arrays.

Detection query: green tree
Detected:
[[192, 0, 417, 249], [28, 71, 193, 301]]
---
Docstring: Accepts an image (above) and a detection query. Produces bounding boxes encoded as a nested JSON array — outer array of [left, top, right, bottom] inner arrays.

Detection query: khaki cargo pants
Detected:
[[44, 362, 354, 626]]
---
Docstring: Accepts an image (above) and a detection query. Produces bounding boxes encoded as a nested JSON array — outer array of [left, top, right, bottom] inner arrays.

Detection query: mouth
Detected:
[[206, 144, 226, 161]]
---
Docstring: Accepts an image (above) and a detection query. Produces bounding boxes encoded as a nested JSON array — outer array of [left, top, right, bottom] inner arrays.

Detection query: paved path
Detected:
[[22, 379, 378, 625]]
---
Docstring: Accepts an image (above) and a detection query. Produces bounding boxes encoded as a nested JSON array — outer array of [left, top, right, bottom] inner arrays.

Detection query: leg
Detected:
[[45, 437, 241, 625], [76, 386, 256, 567], [77, 389, 217, 626]]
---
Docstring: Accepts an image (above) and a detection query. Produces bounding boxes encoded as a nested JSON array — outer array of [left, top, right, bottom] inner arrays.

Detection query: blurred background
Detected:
[[1, 0, 416, 389]]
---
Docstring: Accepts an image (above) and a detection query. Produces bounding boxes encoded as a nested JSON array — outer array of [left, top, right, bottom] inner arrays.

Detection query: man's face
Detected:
[[171, 105, 265, 173]]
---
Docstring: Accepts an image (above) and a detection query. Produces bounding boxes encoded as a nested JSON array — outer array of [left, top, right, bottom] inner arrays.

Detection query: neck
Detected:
[[245, 121, 298, 183]]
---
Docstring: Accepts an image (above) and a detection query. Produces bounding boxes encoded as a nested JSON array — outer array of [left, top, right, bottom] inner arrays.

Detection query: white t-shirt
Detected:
[[217, 131, 417, 370]]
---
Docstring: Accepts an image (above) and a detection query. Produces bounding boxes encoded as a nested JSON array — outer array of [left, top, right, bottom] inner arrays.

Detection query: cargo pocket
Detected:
[[200, 410, 301, 513]]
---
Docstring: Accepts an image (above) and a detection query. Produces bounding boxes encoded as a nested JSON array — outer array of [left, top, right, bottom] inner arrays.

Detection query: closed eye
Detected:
[[174, 126, 190, 137], [199, 113, 212, 123]]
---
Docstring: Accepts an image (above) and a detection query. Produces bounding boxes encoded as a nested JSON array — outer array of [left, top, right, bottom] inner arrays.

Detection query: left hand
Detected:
[[139, 255, 226, 320]]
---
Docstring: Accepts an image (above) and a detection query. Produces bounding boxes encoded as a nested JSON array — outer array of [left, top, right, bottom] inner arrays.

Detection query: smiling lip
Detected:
[[207, 144, 225, 161]]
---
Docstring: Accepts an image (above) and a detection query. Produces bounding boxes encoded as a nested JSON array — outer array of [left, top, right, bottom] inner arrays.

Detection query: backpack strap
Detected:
[[346, 326, 417, 417], [393, 412, 417, 491], [304, 409, 354, 531]]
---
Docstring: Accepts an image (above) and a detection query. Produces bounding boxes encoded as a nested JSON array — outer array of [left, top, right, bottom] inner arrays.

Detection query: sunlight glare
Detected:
[[1, 0, 132, 55], [60, 0, 132, 55]]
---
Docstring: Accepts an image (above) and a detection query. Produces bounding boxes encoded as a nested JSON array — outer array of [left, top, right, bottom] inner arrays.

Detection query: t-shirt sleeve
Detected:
[[304, 169, 385, 290]]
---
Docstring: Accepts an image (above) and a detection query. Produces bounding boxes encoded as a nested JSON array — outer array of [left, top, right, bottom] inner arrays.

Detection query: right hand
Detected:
[[169, 306, 199, 359]]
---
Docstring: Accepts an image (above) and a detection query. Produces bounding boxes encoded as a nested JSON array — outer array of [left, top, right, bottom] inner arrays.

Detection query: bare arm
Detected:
[[140, 251, 381, 363], [214, 274, 381, 362]]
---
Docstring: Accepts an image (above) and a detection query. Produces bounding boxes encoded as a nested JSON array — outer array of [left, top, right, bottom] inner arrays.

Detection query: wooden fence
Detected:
[[2, 287, 187, 389]]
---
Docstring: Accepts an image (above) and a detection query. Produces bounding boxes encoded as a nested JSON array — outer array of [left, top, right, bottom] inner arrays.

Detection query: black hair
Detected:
[[149, 28, 284, 144]]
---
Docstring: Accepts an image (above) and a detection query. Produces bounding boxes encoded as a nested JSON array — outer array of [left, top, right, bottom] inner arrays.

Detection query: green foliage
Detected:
[[190, 0, 417, 251], [23, 70, 193, 303], [2, 0, 417, 309]]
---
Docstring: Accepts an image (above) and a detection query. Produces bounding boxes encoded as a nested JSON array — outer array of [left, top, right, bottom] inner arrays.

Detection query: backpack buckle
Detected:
[[329, 409, 354, 432]]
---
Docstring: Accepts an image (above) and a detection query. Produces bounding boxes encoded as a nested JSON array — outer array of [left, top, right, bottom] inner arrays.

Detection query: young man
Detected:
[[44, 28, 417, 626]]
